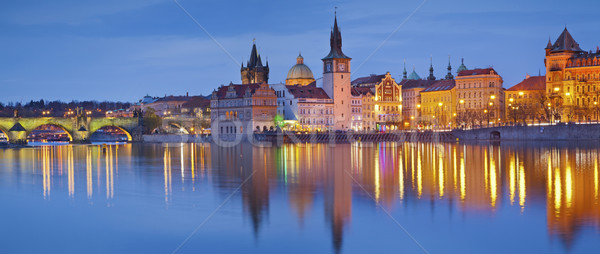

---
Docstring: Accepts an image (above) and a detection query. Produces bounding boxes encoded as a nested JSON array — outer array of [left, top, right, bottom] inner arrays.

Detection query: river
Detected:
[[0, 142, 599, 253]]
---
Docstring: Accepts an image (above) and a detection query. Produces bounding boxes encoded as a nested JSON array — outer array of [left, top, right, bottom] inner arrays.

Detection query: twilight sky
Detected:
[[2, 0, 600, 103]]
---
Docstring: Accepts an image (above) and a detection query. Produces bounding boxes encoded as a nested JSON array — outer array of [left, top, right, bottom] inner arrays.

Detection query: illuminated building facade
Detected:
[[455, 68, 505, 125], [350, 87, 375, 131], [400, 80, 436, 128], [505, 75, 546, 124], [419, 80, 456, 129], [545, 28, 600, 122], [271, 83, 334, 131], [352, 72, 403, 131], [210, 83, 277, 140]]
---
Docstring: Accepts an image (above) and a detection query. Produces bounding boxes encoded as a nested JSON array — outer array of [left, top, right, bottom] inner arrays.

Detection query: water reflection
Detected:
[[1, 142, 600, 252]]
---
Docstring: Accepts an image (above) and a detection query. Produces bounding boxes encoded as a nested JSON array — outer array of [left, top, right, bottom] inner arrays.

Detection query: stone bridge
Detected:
[[0, 116, 142, 144]]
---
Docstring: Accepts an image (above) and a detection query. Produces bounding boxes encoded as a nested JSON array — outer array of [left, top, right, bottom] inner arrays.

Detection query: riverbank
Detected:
[[452, 123, 600, 141]]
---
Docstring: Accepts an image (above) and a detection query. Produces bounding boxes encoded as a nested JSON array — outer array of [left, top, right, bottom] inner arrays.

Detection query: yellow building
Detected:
[[505, 75, 546, 124], [419, 80, 456, 129], [545, 28, 600, 122], [455, 68, 505, 127], [285, 54, 316, 86]]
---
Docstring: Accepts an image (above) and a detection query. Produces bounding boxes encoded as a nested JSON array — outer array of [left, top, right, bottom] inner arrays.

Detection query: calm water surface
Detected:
[[1, 142, 599, 253]]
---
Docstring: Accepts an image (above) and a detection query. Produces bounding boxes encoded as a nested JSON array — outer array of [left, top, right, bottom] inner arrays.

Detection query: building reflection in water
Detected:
[[3, 142, 600, 252]]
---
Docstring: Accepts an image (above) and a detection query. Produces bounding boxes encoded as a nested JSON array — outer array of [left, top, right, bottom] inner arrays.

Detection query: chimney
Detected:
[[525, 73, 530, 79], [186, 92, 189, 97]]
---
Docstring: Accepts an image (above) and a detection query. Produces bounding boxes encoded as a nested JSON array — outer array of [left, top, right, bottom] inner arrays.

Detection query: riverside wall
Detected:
[[452, 124, 600, 141]]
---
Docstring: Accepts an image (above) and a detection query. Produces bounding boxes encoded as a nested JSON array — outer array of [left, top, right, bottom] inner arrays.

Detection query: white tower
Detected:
[[322, 13, 352, 130]]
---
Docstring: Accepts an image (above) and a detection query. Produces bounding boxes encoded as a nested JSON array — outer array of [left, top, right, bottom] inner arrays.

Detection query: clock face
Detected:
[[326, 63, 332, 72], [338, 63, 345, 72]]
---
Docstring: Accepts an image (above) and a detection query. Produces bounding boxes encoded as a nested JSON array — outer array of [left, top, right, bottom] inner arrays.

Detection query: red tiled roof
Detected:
[[286, 85, 331, 99], [506, 76, 545, 91], [421, 80, 456, 92], [351, 74, 386, 86], [457, 68, 496, 77], [351, 87, 374, 96]]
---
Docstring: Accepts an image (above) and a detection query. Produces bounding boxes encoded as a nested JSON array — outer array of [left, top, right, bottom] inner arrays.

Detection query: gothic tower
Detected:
[[322, 13, 352, 130], [241, 41, 269, 84]]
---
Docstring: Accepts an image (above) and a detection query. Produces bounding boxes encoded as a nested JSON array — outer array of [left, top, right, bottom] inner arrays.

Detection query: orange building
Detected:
[[545, 28, 600, 122], [505, 75, 546, 124]]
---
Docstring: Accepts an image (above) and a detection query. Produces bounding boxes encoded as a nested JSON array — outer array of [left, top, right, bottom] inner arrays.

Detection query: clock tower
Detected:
[[322, 13, 352, 130]]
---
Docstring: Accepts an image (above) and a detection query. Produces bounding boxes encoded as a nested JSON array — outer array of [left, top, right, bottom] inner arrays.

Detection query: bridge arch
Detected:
[[90, 125, 132, 142], [27, 124, 73, 142], [490, 131, 501, 140], [168, 122, 190, 134], [0, 127, 9, 142]]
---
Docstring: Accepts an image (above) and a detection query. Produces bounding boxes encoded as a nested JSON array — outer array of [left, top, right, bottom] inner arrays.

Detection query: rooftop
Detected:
[[351, 74, 385, 87], [286, 84, 331, 100], [457, 68, 497, 77], [421, 80, 456, 93], [506, 76, 545, 92]]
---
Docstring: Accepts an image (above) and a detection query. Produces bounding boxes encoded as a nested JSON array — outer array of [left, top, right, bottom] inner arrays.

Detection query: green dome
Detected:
[[407, 67, 421, 80]]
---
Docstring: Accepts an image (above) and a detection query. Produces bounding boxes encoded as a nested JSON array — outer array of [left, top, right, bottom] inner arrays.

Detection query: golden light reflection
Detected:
[[518, 164, 525, 210], [509, 155, 516, 205], [42, 146, 51, 199], [594, 158, 598, 202], [86, 148, 93, 199], [565, 165, 572, 208], [417, 146, 422, 198], [67, 146, 74, 197], [163, 146, 172, 204], [490, 153, 497, 208]]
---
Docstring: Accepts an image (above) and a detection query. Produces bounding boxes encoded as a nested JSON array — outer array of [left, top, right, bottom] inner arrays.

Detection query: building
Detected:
[[286, 54, 315, 86], [455, 68, 505, 126], [350, 87, 376, 131], [420, 80, 456, 129], [505, 75, 546, 124], [210, 83, 277, 140], [351, 74, 385, 88], [351, 72, 403, 131], [545, 28, 600, 122], [271, 83, 334, 131], [400, 79, 437, 128], [130, 94, 201, 117], [322, 14, 352, 130], [241, 42, 269, 84]]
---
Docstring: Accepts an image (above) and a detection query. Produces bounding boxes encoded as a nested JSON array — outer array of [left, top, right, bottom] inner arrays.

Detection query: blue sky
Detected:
[[2, 0, 600, 103]]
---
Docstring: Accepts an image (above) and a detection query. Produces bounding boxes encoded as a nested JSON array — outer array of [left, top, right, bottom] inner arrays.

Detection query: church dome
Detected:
[[286, 54, 314, 80]]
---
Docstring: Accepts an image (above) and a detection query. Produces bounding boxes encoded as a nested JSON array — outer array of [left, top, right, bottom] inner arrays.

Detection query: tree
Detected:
[[142, 108, 162, 134]]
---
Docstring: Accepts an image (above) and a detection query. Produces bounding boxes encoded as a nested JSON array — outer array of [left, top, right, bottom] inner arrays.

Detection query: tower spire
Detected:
[[403, 59, 407, 79], [445, 55, 454, 80], [322, 11, 350, 60], [427, 56, 436, 80]]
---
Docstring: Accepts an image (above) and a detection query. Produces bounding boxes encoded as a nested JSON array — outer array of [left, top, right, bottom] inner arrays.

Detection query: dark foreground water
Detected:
[[1, 142, 599, 253]]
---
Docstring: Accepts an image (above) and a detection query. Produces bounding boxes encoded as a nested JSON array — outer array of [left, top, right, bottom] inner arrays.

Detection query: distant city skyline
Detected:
[[2, 0, 600, 103]]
